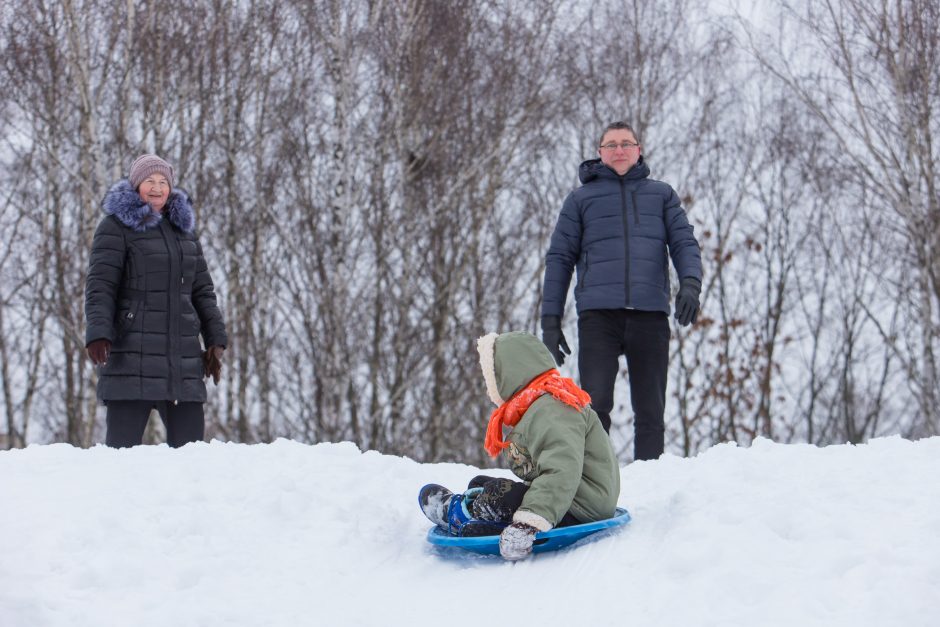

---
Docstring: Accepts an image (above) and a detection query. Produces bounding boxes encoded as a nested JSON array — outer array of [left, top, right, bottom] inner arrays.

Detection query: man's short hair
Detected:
[[599, 121, 641, 147]]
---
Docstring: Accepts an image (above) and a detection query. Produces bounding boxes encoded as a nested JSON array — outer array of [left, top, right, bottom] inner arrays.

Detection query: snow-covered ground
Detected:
[[1, 436, 938, 627]]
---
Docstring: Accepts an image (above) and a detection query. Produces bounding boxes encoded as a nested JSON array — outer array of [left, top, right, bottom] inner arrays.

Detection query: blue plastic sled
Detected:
[[426, 507, 631, 556]]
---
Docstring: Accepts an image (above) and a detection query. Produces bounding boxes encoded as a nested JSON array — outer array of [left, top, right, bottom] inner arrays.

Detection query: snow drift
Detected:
[[1, 436, 937, 627]]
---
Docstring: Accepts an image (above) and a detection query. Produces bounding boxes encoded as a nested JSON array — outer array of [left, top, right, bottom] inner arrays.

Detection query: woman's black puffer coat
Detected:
[[85, 180, 228, 403]]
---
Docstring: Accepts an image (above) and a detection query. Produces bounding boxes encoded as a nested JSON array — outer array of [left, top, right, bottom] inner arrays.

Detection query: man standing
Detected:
[[541, 121, 702, 461]]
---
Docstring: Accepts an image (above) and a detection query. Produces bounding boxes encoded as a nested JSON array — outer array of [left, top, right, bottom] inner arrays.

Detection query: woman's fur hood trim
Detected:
[[102, 179, 195, 233]]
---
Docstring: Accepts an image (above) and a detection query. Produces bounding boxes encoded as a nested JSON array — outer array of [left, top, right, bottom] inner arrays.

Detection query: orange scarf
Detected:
[[484, 369, 591, 458]]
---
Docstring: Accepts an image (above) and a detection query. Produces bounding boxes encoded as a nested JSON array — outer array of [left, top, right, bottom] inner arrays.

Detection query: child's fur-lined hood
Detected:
[[476, 332, 558, 406]]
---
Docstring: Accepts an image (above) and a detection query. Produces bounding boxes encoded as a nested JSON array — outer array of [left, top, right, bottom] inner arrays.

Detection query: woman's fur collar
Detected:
[[101, 179, 195, 233]]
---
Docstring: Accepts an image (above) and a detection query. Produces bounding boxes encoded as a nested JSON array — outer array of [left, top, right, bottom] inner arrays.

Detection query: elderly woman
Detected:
[[84, 154, 228, 448]]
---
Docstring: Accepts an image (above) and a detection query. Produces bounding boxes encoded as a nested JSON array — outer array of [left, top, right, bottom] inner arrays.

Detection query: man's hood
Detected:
[[578, 156, 650, 184], [477, 332, 557, 405]]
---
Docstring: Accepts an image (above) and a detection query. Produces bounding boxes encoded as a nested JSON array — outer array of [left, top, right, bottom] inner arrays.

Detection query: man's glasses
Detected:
[[600, 141, 640, 150]]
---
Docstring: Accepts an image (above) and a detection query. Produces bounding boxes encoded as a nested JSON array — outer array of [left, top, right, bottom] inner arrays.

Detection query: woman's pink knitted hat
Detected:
[[129, 154, 175, 189]]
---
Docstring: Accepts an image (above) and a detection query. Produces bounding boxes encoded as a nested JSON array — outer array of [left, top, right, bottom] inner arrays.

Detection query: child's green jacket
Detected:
[[482, 332, 621, 528]]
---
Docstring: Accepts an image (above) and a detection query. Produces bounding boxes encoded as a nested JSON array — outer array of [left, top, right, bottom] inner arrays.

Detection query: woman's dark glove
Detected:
[[674, 277, 702, 326], [541, 315, 571, 365], [203, 346, 224, 384], [499, 521, 538, 561], [86, 339, 111, 366]]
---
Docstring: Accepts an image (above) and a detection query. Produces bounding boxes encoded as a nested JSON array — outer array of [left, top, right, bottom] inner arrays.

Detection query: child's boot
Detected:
[[418, 484, 455, 529], [418, 484, 508, 537]]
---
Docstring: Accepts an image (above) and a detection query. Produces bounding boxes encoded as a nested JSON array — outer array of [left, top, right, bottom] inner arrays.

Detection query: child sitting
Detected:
[[419, 331, 621, 560]]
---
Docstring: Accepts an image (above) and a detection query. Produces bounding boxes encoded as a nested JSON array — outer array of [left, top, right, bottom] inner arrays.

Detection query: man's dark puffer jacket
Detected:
[[542, 157, 702, 317]]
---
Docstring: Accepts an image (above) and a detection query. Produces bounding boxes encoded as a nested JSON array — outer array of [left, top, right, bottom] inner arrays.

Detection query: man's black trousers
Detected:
[[577, 309, 670, 461], [105, 400, 205, 448]]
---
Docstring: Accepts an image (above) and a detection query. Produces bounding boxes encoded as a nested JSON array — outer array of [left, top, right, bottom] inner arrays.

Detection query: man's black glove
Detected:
[[540, 315, 570, 365], [674, 277, 702, 327]]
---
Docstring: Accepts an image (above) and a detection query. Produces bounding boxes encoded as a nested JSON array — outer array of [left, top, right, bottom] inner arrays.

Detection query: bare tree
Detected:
[[745, 0, 940, 435], [2, 0, 934, 458]]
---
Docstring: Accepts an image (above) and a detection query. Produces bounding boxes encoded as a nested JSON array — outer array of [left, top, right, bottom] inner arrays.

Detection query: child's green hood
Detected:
[[478, 332, 557, 405]]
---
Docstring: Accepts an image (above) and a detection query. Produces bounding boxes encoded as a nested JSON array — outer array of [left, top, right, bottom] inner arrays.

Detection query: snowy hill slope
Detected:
[[1, 436, 938, 627]]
